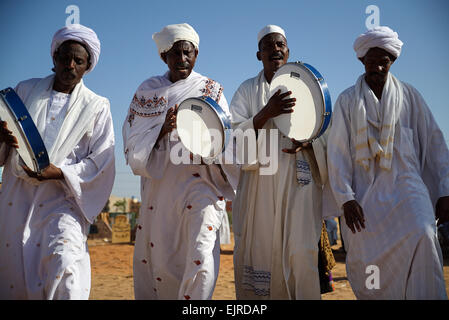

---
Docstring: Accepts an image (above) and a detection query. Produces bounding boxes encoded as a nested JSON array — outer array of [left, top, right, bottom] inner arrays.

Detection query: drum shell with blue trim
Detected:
[[270, 62, 332, 142], [176, 96, 231, 160], [0, 87, 50, 172]]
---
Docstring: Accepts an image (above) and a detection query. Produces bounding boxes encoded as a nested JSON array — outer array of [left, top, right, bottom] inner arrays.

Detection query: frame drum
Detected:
[[176, 96, 230, 160], [270, 62, 332, 142], [0, 87, 49, 173]]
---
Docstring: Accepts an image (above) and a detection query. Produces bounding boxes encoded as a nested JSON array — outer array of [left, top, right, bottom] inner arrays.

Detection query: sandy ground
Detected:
[[88, 234, 449, 300]]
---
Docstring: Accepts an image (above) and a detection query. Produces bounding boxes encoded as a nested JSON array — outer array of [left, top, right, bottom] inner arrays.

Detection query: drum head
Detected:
[[0, 98, 37, 170], [270, 63, 324, 141], [176, 98, 224, 158]]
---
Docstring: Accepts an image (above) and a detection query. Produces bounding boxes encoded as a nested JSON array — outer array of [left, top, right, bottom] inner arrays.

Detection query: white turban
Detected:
[[51, 24, 101, 73], [152, 23, 199, 57], [257, 25, 286, 44], [353, 26, 403, 59]]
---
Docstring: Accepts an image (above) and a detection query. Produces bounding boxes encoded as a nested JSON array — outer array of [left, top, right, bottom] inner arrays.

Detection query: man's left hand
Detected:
[[22, 163, 64, 181], [436, 196, 449, 226], [282, 138, 312, 154]]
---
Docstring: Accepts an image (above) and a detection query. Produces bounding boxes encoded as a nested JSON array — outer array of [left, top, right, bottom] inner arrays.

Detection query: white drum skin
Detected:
[[176, 97, 229, 159], [270, 62, 332, 142]]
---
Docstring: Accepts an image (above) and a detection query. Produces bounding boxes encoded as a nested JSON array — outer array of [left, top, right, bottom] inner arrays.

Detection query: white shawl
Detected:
[[123, 70, 239, 195], [354, 72, 403, 171], [11, 75, 105, 182]]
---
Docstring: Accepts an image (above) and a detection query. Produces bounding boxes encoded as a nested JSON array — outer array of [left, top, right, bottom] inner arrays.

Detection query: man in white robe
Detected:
[[122, 23, 238, 300], [327, 26, 449, 299], [229, 25, 329, 299], [0, 24, 115, 299]]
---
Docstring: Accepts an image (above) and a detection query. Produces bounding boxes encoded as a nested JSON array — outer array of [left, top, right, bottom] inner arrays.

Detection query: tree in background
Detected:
[[113, 198, 127, 213]]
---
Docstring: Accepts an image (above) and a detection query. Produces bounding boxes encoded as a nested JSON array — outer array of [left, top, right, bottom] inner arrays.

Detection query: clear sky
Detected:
[[1, 0, 448, 199]]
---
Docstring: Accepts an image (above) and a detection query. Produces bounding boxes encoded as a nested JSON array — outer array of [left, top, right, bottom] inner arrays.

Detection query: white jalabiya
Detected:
[[0, 75, 115, 299], [230, 70, 329, 299], [123, 70, 238, 300], [43, 91, 70, 149], [327, 74, 449, 299]]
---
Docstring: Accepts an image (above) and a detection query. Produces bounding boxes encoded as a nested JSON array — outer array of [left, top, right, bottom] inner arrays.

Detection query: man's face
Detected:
[[53, 41, 91, 92], [257, 33, 289, 77], [361, 47, 395, 85], [162, 40, 198, 83]]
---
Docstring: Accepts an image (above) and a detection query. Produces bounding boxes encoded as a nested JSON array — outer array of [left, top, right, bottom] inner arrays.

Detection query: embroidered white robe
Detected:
[[0, 76, 115, 299], [327, 75, 449, 299], [229, 70, 329, 299], [122, 71, 238, 300]]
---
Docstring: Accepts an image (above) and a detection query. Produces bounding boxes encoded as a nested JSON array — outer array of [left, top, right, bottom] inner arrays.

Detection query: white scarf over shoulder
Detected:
[[354, 72, 403, 171], [11, 75, 105, 182]]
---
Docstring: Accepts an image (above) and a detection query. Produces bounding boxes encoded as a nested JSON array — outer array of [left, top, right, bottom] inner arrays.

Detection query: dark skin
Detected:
[[436, 197, 449, 226], [156, 103, 179, 147], [0, 40, 91, 180], [161, 40, 198, 83], [52, 40, 91, 94], [343, 47, 449, 233], [0, 121, 19, 149], [156, 41, 198, 145], [253, 33, 311, 153], [359, 47, 395, 100], [257, 33, 290, 84]]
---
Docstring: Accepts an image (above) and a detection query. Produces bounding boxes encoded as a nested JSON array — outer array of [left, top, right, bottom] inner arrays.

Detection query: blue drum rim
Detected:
[[0, 87, 50, 172], [301, 63, 332, 138], [200, 96, 232, 158], [199, 96, 231, 130], [274, 62, 332, 141]]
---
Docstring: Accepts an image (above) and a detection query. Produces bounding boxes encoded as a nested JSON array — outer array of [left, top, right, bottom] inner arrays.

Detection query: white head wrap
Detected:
[[257, 25, 286, 44], [353, 26, 403, 59], [152, 23, 199, 57], [51, 24, 101, 73]]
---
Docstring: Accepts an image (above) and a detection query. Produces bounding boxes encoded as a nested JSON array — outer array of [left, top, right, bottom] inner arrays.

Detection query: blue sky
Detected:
[[1, 0, 448, 199]]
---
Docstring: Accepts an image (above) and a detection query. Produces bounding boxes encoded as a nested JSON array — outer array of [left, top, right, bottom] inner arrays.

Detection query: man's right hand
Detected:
[[0, 120, 19, 148], [253, 89, 296, 130], [156, 104, 178, 144], [343, 200, 366, 233]]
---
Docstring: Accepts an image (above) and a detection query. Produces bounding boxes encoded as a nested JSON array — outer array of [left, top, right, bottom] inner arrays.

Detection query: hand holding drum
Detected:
[[0, 108, 63, 180], [264, 89, 296, 117], [176, 96, 231, 161], [1, 87, 50, 174], [265, 89, 312, 154], [0, 120, 19, 149], [253, 89, 296, 131], [157, 104, 179, 144], [269, 62, 332, 144], [21, 163, 64, 181]]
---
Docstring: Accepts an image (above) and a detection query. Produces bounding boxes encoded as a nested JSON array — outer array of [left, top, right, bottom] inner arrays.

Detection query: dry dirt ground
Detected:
[[88, 235, 449, 300]]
